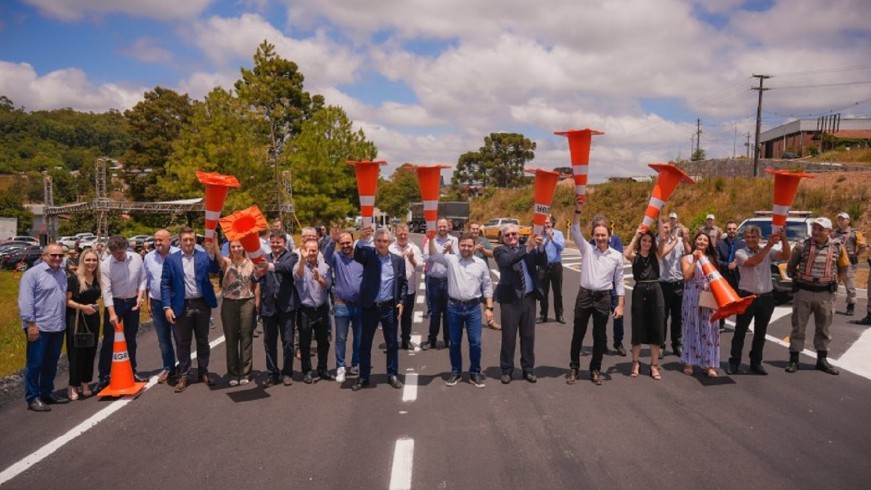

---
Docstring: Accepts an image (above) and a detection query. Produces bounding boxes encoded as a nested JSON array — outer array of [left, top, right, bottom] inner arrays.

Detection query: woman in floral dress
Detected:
[[680, 232, 720, 378]]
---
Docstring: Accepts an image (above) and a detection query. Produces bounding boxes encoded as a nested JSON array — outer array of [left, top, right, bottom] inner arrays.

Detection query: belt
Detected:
[[449, 297, 480, 307], [546, 262, 562, 268], [184, 297, 207, 306], [796, 283, 833, 293], [115, 297, 137, 302], [374, 300, 395, 309], [581, 287, 611, 299], [429, 276, 448, 283], [335, 298, 358, 307], [739, 289, 772, 298], [662, 280, 684, 286], [301, 303, 328, 311]]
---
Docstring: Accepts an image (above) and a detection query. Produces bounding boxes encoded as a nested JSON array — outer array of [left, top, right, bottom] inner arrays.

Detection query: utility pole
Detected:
[[732, 123, 737, 159], [745, 132, 751, 159], [696, 118, 702, 157], [751, 74, 771, 177]]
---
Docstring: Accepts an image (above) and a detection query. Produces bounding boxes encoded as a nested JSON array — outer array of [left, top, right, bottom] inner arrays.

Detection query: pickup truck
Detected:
[[480, 218, 532, 244]]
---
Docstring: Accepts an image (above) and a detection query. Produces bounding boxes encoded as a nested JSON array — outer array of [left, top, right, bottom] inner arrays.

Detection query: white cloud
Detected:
[[23, 0, 212, 21], [176, 70, 240, 101], [0, 61, 144, 111], [120, 37, 173, 64]]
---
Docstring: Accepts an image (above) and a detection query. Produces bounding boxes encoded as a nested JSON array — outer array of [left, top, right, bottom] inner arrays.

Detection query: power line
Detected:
[[773, 80, 871, 89], [761, 98, 871, 119], [771, 65, 871, 77]]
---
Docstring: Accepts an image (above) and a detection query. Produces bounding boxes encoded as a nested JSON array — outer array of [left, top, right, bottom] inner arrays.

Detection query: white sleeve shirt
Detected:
[[571, 223, 625, 295]]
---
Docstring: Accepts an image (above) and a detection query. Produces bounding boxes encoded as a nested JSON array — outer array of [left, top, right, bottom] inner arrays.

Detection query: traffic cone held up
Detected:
[[413, 164, 451, 238], [554, 128, 604, 203], [765, 168, 814, 235], [197, 171, 241, 244], [697, 255, 756, 321], [220, 205, 269, 264], [98, 322, 146, 398], [525, 168, 564, 237], [640, 163, 695, 233], [347, 160, 386, 230]]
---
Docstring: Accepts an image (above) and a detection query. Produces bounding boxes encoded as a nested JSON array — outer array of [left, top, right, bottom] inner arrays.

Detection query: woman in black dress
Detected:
[[65, 249, 102, 400], [623, 226, 666, 380]]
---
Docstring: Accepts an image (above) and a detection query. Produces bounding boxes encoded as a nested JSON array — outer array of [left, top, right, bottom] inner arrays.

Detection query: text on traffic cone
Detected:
[[98, 322, 147, 398]]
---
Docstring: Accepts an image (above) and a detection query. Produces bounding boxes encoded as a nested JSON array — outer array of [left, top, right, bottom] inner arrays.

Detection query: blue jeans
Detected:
[[24, 330, 65, 403], [150, 298, 177, 374], [98, 297, 140, 382], [360, 303, 399, 380], [426, 276, 449, 344], [447, 301, 483, 374], [334, 302, 362, 369]]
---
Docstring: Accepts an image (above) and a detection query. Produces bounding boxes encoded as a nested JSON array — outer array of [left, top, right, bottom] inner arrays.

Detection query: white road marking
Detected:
[[416, 295, 424, 304], [410, 334, 422, 352], [413, 311, 423, 324], [0, 335, 227, 486], [419, 282, 426, 290], [837, 328, 871, 379], [389, 438, 415, 490], [402, 372, 419, 402]]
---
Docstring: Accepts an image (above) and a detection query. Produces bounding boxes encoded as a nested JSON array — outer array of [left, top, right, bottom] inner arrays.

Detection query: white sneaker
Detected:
[[336, 367, 346, 383], [239, 378, 250, 385]]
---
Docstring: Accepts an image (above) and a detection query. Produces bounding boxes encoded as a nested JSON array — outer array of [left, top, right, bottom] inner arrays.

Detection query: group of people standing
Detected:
[[18, 204, 866, 410]]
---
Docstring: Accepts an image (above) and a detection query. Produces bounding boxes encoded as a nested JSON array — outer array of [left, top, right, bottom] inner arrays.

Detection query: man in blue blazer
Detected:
[[352, 228, 408, 391], [494, 224, 545, 384], [160, 227, 219, 393], [257, 230, 300, 387]]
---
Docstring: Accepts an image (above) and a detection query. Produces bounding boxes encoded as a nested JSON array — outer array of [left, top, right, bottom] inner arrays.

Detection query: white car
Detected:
[[58, 236, 78, 249]]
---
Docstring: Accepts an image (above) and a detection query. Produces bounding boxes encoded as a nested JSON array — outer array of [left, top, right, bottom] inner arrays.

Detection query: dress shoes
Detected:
[[555, 316, 566, 324], [351, 379, 370, 391], [500, 373, 512, 384], [28, 398, 51, 412], [303, 371, 316, 384], [565, 368, 579, 385], [388, 375, 404, 389], [262, 376, 281, 388], [614, 344, 627, 357], [536, 316, 547, 324], [95, 379, 109, 393], [749, 364, 768, 376], [282, 375, 294, 386], [590, 370, 603, 386], [726, 362, 741, 375], [673, 346, 682, 358], [523, 372, 537, 383], [43, 393, 70, 405], [133, 373, 147, 383], [318, 370, 335, 382], [421, 341, 435, 351], [157, 371, 170, 384], [199, 373, 215, 386], [174, 377, 190, 393]]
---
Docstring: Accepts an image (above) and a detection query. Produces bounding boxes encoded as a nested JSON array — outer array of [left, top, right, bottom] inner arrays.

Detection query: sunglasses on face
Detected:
[[504, 233, 518, 237], [48, 253, 64, 258]]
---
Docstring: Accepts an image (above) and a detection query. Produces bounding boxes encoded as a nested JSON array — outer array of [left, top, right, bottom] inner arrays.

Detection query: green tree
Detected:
[[452, 132, 536, 188], [0, 188, 34, 232], [122, 87, 194, 201], [162, 87, 271, 212], [235, 40, 325, 220], [285, 106, 377, 225], [377, 164, 422, 219], [691, 148, 706, 161]]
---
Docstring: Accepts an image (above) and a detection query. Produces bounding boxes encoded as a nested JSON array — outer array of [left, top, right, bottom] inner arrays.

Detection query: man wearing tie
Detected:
[[494, 224, 546, 384], [352, 228, 408, 391], [160, 227, 219, 393]]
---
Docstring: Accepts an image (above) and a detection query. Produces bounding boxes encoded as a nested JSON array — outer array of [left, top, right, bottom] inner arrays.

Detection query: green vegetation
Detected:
[[0, 271, 25, 377]]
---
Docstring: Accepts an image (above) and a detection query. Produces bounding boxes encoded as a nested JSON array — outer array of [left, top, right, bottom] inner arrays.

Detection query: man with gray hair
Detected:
[[422, 218, 459, 350]]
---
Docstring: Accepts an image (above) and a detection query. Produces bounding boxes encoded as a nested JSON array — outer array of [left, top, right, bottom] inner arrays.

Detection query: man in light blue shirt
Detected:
[[294, 239, 333, 383], [538, 216, 566, 324], [19, 243, 69, 411], [144, 229, 179, 383]]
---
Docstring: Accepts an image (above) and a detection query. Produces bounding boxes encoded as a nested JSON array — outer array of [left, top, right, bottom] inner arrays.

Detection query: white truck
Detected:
[[0, 217, 17, 241]]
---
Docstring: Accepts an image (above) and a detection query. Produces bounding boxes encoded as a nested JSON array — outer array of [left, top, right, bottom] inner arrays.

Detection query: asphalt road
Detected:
[[2, 238, 871, 489]]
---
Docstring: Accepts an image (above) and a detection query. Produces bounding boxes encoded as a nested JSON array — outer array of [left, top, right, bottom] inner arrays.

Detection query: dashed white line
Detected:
[[389, 438, 415, 490], [402, 372, 419, 402], [0, 335, 227, 486], [416, 295, 424, 304]]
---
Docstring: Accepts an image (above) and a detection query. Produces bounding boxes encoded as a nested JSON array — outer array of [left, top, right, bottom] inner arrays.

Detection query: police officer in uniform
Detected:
[[831, 212, 867, 317], [785, 217, 850, 375]]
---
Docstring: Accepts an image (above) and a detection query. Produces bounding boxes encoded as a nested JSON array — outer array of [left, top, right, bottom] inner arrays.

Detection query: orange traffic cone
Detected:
[[639, 163, 695, 232], [197, 171, 241, 244], [413, 164, 451, 238], [525, 168, 564, 236], [554, 128, 604, 203], [765, 168, 814, 235], [219, 205, 269, 264], [697, 255, 756, 321], [347, 160, 386, 229], [98, 322, 147, 398]]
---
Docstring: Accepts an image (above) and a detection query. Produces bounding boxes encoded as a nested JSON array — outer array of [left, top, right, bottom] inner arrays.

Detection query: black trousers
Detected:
[[570, 288, 611, 371], [263, 310, 295, 378], [730, 291, 775, 366], [400, 292, 415, 344], [659, 281, 684, 350], [173, 298, 211, 380], [299, 304, 330, 373], [499, 294, 537, 374], [539, 262, 563, 319]]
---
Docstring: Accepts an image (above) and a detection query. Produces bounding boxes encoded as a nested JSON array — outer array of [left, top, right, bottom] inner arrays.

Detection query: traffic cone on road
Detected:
[[413, 164, 451, 238], [219, 205, 269, 264], [98, 322, 147, 398], [525, 168, 564, 237], [554, 128, 604, 203], [639, 163, 695, 232], [765, 168, 814, 235], [697, 255, 756, 321], [197, 171, 241, 244], [347, 160, 386, 230]]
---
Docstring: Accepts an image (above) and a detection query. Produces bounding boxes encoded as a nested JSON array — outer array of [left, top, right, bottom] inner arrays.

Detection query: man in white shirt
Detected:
[[567, 200, 625, 386], [428, 233, 494, 388], [727, 225, 790, 376], [421, 218, 460, 350], [389, 224, 424, 350], [97, 235, 147, 391]]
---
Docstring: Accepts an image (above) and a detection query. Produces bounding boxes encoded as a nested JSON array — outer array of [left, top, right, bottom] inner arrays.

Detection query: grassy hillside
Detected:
[[471, 170, 871, 242]]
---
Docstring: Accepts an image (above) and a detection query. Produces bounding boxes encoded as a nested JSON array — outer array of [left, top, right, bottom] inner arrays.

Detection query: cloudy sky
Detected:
[[1, 0, 869, 182]]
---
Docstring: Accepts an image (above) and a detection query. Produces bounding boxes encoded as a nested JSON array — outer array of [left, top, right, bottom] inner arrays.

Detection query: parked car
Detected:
[[2, 236, 38, 245], [58, 236, 79, 249], [78, 236, 109, 251], [736, 211, 814, 303], [480, 218, 533, 244], [0, 244, 27, 262], [0, 241, 33, 252], [128, 235, 152, 251], [2, 245, 43, 271]]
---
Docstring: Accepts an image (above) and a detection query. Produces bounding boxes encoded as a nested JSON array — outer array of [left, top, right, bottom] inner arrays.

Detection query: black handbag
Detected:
[[72, 308, 95, 349]]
